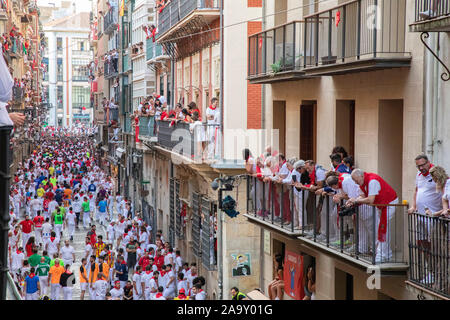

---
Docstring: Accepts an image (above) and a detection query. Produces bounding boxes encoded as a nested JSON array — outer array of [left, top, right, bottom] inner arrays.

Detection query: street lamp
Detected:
[[0, 123, 13, 300]]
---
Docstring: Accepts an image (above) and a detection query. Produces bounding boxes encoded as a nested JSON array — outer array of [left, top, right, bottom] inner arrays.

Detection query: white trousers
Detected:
[[50, 283, 61, 300], [34, 227, 43, 245], [163, 286, 175, 299], [62, 287, 73, 300], [83, 212, 91, 228], [25, 292, 39, 300], [67, 223, 75, 237], [22, 232, 31, 249], [358, 198, 398, 262], [54, 224, 63, 238], [39, 276, 48, 295]]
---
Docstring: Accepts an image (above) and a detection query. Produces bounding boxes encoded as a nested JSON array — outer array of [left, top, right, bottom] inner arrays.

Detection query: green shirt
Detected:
[[60, 207, 66, 215], [28, 254, 41, 267], [43, 256, 51, 265], [54, 212, 64, 225], [50, 259, 65, 268], [36, 262, 50, 276], [50, 177, 57, 186], [82, 201, 90, 212]]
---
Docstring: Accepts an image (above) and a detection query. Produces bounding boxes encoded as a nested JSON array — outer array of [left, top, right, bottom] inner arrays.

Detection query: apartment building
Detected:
[[3, 0, 43, 174], [123, 0, 268, 299], [406, 0, 450, 300], [42, 11, 93, 127], [243, 0, 450, 300]]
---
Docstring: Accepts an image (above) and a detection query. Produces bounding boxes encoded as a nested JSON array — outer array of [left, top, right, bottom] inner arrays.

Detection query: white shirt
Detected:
[[416, 171, 443, 213], [94, 279, 108, 299], [85, 244, 93, 259], [132, 273, 142, 294], [107, 224, 115, 241], [166, 270, 176, 289], [141, 271, 153, 289], [45, 237, 59, 253], [110, 287, 124, 300], [66, 212, 76, 225], [60, 245, 74, 261], [164, 253, 174, 266], [315, 165, 326, 182], [177, 279, 188, 294], [42, 222, 52, 236], [442, 179, 450, 202], [11, 251, 24, 270], [340, 174, 360, 199]]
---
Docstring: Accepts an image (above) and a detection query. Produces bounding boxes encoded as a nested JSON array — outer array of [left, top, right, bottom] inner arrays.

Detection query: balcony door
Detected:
[[336, 100, 355, 158], [273, 101, 286, 155], [300, 102, 317, 161]]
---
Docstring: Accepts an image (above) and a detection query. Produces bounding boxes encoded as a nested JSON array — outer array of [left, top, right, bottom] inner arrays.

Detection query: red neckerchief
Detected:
[[145, 270, 152, 275], [419, 163, 434, 177], [155, 293, 163, 298], [50, 237, 55, 242], [160, 270, 166, 276], [28, 273, 36, 278], [177, 294, 186, 299], [16, 249, 22, 254]]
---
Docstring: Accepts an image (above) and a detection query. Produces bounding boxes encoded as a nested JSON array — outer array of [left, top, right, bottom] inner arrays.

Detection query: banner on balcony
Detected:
[[119, 0, 124, 16], [283, 251, 304, 300]]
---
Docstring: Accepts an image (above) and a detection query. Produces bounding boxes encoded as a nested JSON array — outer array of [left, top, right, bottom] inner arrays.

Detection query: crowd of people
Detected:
[[132, 94, 221, 160], [7, 126, 208, 300], [246, 145, 450, 299], [102, 49, 119, 75]]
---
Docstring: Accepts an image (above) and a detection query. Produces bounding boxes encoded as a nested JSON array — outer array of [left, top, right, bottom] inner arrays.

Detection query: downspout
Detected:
[[424, 34, 436, 159], [260, 0, 266, 293], [218, 0, 224, 301]]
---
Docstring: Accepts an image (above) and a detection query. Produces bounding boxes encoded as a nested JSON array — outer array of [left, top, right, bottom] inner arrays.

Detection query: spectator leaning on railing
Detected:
[[346, 168, 398, 263]]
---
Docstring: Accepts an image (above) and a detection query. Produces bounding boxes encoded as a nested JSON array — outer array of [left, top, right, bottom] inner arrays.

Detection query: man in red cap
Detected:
[[110, 280, 124, 300], [174, 288, 188, 300]]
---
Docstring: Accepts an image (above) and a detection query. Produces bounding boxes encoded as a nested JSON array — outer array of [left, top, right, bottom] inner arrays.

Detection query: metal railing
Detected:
[[415, 0, 450, 22], [103, 8, 118, 34], [158, 0, 220, 37], [146, 38, 163, 61], [139, 115, 157, 137], [248, 21, 304, 77], [246, 175, 406, 265], [104, 58, 118, 78], [248, 0, 408, 78], [408, 212, 449, 298], [157, 119, 221, 161]]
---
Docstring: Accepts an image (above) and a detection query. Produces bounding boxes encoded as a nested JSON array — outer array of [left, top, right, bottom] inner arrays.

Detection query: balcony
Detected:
[[245, 176, 408, 269], [103, 8, 118, 35], [156, 119, 220, 163], [157, 0, 220, 43], [104, 59, 118, 79], [410, 0, 450, 32], [248, 0, 411, 84], [146, 38, 167, 62], [138, 116, 157, 142], [406, 212, 449, 299]]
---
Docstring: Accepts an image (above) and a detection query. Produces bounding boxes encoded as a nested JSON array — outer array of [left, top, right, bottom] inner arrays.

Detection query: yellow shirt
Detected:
[[49, 167, 55, 175], [37, 188, 45, 197]]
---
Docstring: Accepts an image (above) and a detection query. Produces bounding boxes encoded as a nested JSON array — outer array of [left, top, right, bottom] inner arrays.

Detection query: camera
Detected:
[[292, 175, 297, 183], [339, 205, 357, 217]]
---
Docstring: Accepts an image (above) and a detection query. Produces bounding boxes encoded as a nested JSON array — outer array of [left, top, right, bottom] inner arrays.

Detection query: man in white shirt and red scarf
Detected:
[[206, 98, 220, 159], [347, 169, 398, 263]]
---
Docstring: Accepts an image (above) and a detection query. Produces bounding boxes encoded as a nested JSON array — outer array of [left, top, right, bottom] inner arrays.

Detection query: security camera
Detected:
[[211, 178, 220, 191]]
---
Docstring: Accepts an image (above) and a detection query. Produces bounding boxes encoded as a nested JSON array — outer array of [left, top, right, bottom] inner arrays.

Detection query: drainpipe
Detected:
[[218, 0, 224, 301], [424, 34, 436, 159], [259, 0, 266, 293]]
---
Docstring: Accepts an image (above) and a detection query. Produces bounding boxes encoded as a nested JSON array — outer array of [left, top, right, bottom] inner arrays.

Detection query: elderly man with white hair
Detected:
[[346, 168, 398, 263]]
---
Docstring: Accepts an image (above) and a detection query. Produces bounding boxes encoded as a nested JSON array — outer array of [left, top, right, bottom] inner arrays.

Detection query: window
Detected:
[[57, 37, 63, 51], [72, 65, 89, 81], [57, 86, 63, 106], [57, 58, 63, 81], [72, 86, 91, 110]]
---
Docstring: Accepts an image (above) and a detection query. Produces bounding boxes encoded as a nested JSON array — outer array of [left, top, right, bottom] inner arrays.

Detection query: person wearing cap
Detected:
[[110, 280, 124, 300], [174, 287, 188, 300]]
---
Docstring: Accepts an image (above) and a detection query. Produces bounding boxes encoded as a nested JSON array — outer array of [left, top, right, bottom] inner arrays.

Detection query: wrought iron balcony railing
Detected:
[[158, 0, 220, 38], [103, 8, 118, 35], [248, 0, 411, 82], [408, 212, 449, 298], [146, 38, 164, 61], [245, 176, 407, 266]]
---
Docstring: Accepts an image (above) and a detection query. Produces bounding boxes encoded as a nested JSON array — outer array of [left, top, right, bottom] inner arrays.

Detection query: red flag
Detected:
[[283, 251, 304, 300], [336, 11, 341, 27], [258, 37, 262, 49]]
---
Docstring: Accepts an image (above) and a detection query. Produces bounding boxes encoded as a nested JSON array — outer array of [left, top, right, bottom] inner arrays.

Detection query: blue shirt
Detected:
[[336, 163, 352, 174], [98, 200, 107, 213], [88, 184, 96, 192], [114, 262, 128, 281], [25, 275, 40, 294]]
